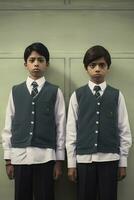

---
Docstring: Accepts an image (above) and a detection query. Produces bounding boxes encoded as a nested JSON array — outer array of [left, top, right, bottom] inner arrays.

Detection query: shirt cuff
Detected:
[[119, 156, 127, 167], [67, 158, 77, 168], [4, 149, 11, 160], [56, 149, 65, 160]]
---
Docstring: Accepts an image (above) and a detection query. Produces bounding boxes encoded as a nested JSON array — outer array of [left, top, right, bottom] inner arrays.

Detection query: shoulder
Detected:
[[12, 81, 26, 91], [75, 84, 88, 98], [76, 84, 88, 94], [44, 81, 59, 90], [107, 84, 119, 92], [43, 81, 59, 98], [106, 85, 120, 102], [73, 84, 88, 104]]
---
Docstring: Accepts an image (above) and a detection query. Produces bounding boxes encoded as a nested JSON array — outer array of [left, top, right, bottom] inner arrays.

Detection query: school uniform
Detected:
[[2, 76, 66, 200], [66, 80, 132, 200]]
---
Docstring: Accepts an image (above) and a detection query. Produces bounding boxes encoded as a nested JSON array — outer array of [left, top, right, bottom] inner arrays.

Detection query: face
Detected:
[[24, 51, 48, 80], [86, 57, 109, 84]]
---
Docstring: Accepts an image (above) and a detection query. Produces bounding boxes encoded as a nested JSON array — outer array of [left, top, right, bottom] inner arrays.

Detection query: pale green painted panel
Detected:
[[70, 0, 134, 9], [0, 0, 64, 8], [69, 57, 87, 94], [46, 58, 65, 94], [107, 58, 134, 127], [0, 58, 27, 132], [0, 10, 134, 53], [2, 0, 64, 3]]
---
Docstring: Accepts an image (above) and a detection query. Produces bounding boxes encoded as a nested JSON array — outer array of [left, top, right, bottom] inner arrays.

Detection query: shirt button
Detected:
[[97, 102, 100, 105], [96, 121, 99, 124], [32, 111, 35, 114], [94, 143, 97, 147], [31, 121, 34, 124], [96, 111, 100, 115], [95, 130, 98, 133], [32, 102, 35, 105], [29, 132, 33, 135]]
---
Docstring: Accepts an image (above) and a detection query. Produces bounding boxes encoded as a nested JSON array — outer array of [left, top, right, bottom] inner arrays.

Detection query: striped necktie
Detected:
[[93, 85, 101, 99], [31, 81, 38, 98]]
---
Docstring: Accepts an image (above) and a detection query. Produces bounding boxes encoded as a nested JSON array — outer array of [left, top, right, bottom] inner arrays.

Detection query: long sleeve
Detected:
[[1, 91, 15, 159], [55, 88, 66, 160], [66, 92, 78, 168], [118, 91, 132, 167]]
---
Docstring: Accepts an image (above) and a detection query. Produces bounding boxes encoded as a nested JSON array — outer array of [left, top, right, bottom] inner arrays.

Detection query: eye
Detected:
[[29, 59, 35, 63], [89, 63, 96, 69], [99, 63, 107, 68], [38, 58, 45, 63]]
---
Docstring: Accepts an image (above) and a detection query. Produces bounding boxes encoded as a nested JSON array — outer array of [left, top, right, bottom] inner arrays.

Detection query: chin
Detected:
[[93, 77, 104, 83]]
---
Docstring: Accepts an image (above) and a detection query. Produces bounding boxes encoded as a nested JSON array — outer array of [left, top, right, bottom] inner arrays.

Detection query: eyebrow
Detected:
[[29, 56, 44, 59], [91, 62, 106, 64]]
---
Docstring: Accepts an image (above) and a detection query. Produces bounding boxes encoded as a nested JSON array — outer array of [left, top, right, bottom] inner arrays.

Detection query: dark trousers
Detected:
[[14, 161, 55, 200], [77, 161, 118, 200]]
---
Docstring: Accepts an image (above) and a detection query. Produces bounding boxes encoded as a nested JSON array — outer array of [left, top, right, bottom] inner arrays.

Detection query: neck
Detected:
[[29, 75, 43, 80], [90, 78, 105, 84]]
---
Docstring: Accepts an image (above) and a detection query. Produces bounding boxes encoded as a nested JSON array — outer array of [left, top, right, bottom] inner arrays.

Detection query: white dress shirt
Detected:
[[2, 76, 66, 165], [66, 80, 132, 168]]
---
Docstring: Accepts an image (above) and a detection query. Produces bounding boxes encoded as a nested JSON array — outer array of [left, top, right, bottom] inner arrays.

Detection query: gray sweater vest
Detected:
[[76, 84, 119, 154], [11, 81, 58, 148]]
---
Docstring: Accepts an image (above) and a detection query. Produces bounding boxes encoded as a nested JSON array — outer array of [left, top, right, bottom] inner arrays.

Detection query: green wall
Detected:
[[0, 1, 134, 199]]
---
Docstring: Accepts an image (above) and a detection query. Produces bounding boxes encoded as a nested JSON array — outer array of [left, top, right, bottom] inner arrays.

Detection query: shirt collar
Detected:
[[26, 76, 45, 87], [88, 80, 107, 92]]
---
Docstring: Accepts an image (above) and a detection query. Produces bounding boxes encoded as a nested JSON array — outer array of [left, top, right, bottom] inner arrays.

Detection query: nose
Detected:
[[95, 64, 100, 71], [34, 59, 39, 67]]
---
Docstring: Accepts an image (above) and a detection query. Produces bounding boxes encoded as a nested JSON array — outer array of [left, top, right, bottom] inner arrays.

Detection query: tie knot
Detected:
[[93, 85, 101, 92], [32, 81, 38, 88]]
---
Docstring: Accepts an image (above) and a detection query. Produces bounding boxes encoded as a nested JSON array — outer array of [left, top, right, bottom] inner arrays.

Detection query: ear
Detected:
[[46, 62, 49, 67], [84, 65, 88, 72], [107, 67, 110, 72], [24, 62, 27, 68], [85, 67, 88, 73]]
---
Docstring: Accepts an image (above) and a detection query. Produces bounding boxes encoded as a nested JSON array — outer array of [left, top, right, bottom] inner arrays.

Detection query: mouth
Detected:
[[33, 69, 40, 72], [94, 74, 101, 76]]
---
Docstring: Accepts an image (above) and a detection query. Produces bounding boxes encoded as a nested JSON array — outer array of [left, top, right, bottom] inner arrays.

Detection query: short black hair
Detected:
[[24, 42, 50, 63], [83, 45, 111, 69]]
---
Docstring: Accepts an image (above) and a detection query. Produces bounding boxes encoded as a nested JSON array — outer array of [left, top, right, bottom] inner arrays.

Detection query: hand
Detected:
[[53, 161, 63, 180], [5, 161, 14, 180], [68, 168, 77, 183], [118, 167, 126, 181]]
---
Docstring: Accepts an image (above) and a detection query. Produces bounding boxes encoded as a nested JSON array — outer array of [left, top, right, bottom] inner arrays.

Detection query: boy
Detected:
[[66, 45, 132, 200], [2, 42, 66, 200]]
